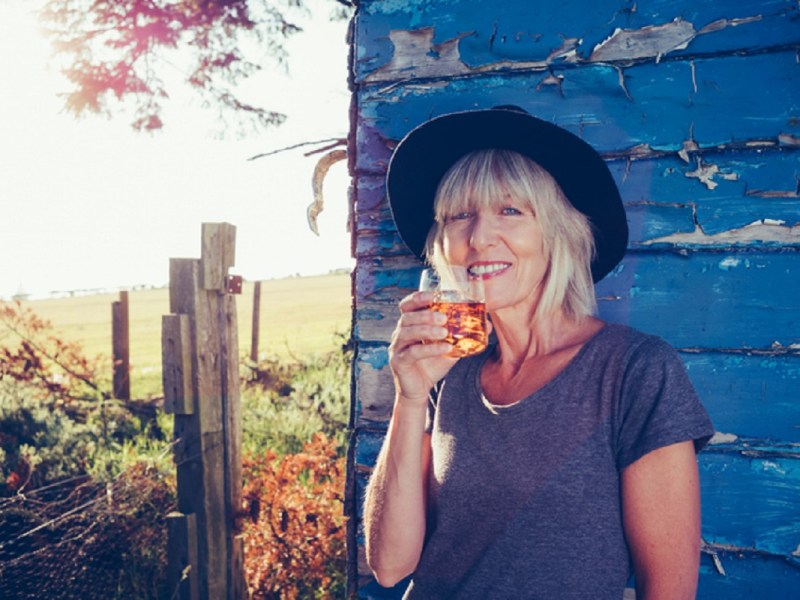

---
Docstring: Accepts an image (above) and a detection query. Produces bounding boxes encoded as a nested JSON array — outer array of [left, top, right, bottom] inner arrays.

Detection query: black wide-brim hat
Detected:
[[386, 106, 628, 283]]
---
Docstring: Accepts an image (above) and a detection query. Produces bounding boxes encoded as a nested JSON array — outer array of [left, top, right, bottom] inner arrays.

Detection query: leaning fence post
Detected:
[[162, 222, 246, 600]]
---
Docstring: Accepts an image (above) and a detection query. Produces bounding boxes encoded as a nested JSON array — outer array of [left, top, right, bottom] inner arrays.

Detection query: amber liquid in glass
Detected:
[[431, 297, 488, 358]]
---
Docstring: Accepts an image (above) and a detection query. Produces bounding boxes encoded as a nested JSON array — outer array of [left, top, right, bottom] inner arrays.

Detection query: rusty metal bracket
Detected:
[[225, 274, 243, 295]]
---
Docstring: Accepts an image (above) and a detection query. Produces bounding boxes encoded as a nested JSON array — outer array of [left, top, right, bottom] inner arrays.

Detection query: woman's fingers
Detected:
[[392, 337, 451, 363], [398, 290, 433, 314], [394, 318, 447, 348], [392, 293, 446, 348]]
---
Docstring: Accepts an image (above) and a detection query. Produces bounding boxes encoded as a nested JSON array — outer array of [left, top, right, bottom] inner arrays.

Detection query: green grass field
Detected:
[[10, 273, 352, 396]]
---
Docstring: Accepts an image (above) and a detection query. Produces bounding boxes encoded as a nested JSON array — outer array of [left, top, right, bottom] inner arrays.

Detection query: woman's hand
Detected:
[[388, 291, 458, 406]]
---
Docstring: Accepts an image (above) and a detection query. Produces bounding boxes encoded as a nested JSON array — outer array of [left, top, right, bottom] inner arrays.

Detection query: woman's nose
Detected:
[[469, 214, 498, 250]]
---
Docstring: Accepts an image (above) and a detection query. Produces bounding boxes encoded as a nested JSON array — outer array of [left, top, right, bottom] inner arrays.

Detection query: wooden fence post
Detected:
[[112, 290, 130, 399], [162, 222, 247, 600], [250, 281, 261, 365]]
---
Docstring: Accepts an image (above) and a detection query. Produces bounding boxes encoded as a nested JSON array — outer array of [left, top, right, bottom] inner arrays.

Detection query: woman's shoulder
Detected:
[[592, 322, 678, 361]]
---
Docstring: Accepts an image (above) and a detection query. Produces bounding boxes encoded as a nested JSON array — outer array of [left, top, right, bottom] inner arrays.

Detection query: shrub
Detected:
[[0, 301, 109, 406], [242, 348, 351, 456], [242, 433, 347, 599], [0, 379, 104, 494], [0, 301, 170, 494]]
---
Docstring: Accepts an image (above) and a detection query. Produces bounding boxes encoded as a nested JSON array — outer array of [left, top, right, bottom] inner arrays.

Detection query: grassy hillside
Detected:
[[12, 273, 352, 396]]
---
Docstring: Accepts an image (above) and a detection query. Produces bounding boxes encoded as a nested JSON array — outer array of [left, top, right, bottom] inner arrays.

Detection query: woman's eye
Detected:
[[501, 206, 523, 216], [448, 211, 472, 221]]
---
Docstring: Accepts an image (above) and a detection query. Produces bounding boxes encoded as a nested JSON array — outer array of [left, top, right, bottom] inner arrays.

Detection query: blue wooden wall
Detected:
[[344, 1, 800, 597]]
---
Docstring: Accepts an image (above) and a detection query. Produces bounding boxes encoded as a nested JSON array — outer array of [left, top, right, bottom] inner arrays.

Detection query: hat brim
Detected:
[[386, 107, 628, 283]]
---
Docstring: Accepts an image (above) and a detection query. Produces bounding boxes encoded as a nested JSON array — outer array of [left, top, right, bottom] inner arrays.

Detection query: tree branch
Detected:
[[247, 137, 346, 161]]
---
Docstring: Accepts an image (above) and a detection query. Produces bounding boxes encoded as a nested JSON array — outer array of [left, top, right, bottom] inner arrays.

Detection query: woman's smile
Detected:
[[468, 262, 510, 279]]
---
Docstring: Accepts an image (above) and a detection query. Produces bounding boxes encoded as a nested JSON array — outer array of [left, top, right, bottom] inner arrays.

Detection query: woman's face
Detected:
[[440, 196, 548, 317]]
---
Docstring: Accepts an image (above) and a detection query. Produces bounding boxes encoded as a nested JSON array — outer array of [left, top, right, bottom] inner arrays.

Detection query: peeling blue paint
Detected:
[[349, 2, 800, 597], [698, 547, 800, 599], [357, 346, 390, 370], [358, 50, 800, 153], [718, 257, 742, 270], [701, 449, 800, 556], [354, 0, 800, 81]]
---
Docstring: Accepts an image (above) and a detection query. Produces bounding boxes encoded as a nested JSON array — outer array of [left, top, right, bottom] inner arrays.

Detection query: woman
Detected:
[[363, 106, 715, 599]]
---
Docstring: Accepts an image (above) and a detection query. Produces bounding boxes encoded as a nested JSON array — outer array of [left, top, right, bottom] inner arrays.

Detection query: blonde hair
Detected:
[[426, 149, 597, 321]]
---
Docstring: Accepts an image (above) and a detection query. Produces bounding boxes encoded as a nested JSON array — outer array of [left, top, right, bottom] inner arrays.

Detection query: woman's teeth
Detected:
[[469, 263, 508, 276]]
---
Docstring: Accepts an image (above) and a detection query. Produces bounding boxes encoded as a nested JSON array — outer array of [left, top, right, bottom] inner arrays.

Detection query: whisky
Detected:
[[430, 298, 488, 357]]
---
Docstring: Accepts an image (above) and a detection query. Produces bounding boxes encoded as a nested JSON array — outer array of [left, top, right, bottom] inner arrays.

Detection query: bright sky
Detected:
[[0, 0, 353, 299]]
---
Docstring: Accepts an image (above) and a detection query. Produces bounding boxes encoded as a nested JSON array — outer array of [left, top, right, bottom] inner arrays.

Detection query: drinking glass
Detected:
[[419, 265, 488, 358]]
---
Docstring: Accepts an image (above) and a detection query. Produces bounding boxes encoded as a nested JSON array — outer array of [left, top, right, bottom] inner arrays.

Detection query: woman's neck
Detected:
[[490, 309, 601, 374], [481, 312, 604, 405]]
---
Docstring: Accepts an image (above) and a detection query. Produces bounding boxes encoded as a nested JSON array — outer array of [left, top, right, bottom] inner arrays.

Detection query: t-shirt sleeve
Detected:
[[616, 336, 715, 470]]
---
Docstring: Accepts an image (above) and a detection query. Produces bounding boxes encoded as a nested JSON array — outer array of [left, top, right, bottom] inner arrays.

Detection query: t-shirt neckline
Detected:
[[477, 322, 612, 412]]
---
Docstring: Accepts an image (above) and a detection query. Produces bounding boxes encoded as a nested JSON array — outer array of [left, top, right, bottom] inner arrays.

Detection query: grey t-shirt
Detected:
[[403, 323, 714, 599]]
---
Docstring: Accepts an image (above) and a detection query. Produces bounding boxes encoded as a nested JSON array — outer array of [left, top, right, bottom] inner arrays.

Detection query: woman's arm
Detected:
[[364, 409, 431, 587], [621, 440, 702, 600], [363, 290, 455, 587]]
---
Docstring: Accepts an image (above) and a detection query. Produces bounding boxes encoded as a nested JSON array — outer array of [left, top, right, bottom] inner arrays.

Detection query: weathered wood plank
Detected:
[[354, 345, 394, 425], [229, 534, 247, 600], [355, 50, 800, 174], [697, 550, 800, 600], [250, 281, 261, 363], [613, 149, 800, 240], [354, 428, 388, 472], [355, 201, 800, 261], [685, 353, 800, 442], [201, 222, 236, 291], [354, 300, 401, 344], [353, 435, 800, 557], [351, 430, 389, 593], [195, 291, 224, 434], [698, 547, 800, 599], [700, 447, 800, 557], [195, 430, 228, 600], [611, 150, 800, 211], [221, 290, 244, 570], [162, 314, 194, 415], [167, 512, 200, 600], [355, 149, 800, 207], [354, 254, 422, 303], [354, 0, 800, 83], [168, 259, 208, 518], [596, 251, 800, 349]]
